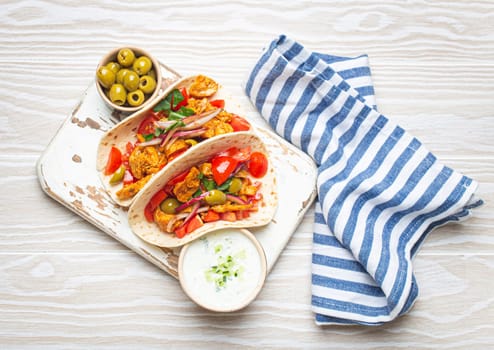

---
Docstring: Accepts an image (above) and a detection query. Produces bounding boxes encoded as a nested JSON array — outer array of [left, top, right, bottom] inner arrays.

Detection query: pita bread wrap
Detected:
[[97, 75, 251, 207], [128, 132, 278, 248]]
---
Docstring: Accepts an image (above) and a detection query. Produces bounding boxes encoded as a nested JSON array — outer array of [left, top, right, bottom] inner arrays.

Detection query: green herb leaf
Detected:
[[177, 106, 195, 116], [202, 178, 216, 191], [217, 178, 232, 191], [143, 133, 155, 141], [153, 98, 171, 112]]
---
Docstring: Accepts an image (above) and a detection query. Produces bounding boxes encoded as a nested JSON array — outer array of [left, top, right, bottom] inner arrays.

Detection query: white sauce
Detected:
[[180, 229, 265, 311]]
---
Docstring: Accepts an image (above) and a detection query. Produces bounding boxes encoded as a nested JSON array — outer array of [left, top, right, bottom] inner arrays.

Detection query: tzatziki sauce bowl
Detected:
[[178, 228, 267, 312]]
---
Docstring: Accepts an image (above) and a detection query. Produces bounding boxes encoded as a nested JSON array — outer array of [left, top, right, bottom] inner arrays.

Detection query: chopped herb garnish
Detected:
[[205, 252, 245, 289]]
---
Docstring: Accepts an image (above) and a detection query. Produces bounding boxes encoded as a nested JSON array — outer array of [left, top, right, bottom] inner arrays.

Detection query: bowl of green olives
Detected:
[[96, 46, 162, 113]]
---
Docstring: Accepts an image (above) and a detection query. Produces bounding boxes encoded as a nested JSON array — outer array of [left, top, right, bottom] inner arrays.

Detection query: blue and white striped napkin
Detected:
[[243, 35, 482, 325]]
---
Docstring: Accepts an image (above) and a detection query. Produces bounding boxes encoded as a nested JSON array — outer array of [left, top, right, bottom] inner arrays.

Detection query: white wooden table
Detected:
[[1, 1, 492, 349]]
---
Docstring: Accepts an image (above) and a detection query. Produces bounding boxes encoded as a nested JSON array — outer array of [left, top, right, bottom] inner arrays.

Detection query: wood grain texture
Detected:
[[0, 0, 493, 349]]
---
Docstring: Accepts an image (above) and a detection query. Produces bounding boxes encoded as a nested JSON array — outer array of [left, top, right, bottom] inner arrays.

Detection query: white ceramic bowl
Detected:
[[178, 228, 267, 312], [95, 46, 162, 114]]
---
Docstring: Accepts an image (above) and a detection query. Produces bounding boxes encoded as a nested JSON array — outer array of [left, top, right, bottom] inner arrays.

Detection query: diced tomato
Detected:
[[186, 215, 203, 233], [220, 212, 237, 222], [144, 189, 168, 223], [104, 147, 122, 175], [203, 210, 220, 222], [211, 156, 238, 185], [209, 99, 225, 108], [121, 141, 135, 166], [230, 115, 251, 131], [175, 215, 203, 238], [248, 152, 268, 178], [137, 114, 158, 135], [174, 225, 187, 238]]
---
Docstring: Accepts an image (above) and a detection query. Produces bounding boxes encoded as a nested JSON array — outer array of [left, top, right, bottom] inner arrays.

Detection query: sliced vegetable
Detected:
[[181, 109, 222, 130], [204, 190, 227, 206], [220, 212, 237, 222], [211, 156, 238, 186], [104, 146, 122, 175], [225, 194, 248, 205], [175, 214, 203, 238], [168, 169, 190, 186], [230, 115, 251, 131], [175, 192, 208, 212], [144, 190, 168, 222], [209, 99, 225, 108], [228, 177, 242, 194], [203, 210, 220, 222], [109, 165, 126, 185], [160, 198, 180, 214]]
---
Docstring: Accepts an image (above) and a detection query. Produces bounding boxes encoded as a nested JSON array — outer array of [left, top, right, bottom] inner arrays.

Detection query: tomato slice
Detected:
[[137, 114, 158, 135], [211, 156, 238, 185], [150, 190, 168, 211], [104, 146, 122, 175], [209, 99, 225, 108], [144, 206, 155, 223], [248, 152, 268, 178], [144, 189, 168, 223], [230, 115, 251, 131], [167, 169, 190, 186]]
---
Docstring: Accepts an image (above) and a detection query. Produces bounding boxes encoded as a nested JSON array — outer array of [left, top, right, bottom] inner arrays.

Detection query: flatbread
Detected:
[[128, 132, 278, 248]]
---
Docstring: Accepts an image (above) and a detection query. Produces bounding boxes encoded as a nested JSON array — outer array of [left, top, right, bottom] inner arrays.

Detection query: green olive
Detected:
[[123, 71, 140, 92], [106, 61, 121, 74], [117, 48, 135, 67], [228, 177, 243, 194], [109, 84, 127, 106], [133, 56, 152, 75], [127, 89, 145, 107], [139, 75, 157, 94], [96, 66, 115, 89], [160, 198, 180, 214], [205, 190, 227, 206], [109, 165, 126, 184], [116, 68, 131, 84]]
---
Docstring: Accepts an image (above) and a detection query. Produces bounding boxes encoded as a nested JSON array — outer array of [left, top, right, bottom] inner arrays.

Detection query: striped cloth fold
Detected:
[[243, 35, 482, 325]]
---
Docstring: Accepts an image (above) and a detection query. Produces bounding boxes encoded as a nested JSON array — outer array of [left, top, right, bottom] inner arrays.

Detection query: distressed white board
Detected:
[[36, 64, 318, 279]]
